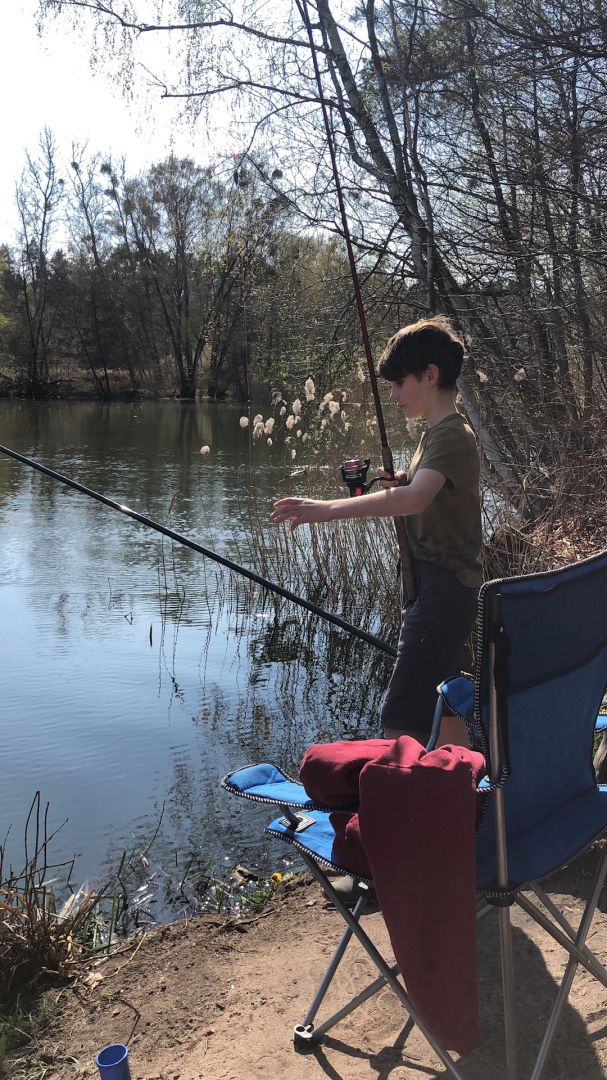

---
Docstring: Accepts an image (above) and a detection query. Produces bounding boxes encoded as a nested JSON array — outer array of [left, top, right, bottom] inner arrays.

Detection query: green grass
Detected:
[[0, 994, 61, 1079]]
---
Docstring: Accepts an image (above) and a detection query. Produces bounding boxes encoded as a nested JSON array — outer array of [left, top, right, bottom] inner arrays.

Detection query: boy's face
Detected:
[[389, 371, 431, 420]]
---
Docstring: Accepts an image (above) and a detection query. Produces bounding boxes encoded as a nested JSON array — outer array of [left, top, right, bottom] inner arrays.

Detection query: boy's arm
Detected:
[[271, 468, 445, 530]]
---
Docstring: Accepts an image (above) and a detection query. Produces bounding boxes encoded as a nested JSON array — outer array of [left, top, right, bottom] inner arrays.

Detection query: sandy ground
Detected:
[[9, 856, 607, 1080]]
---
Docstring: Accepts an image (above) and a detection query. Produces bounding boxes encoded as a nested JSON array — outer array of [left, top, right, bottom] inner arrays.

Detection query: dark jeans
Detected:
[[380, 558, 478, 740]]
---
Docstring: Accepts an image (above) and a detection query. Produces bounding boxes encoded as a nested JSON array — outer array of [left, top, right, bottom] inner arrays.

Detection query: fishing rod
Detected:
[[0, 443, 396, 659], [297, 0, 417, 602]]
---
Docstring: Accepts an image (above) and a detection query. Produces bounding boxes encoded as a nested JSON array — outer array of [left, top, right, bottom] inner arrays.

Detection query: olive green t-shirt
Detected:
[[406, 412, 482, 587]]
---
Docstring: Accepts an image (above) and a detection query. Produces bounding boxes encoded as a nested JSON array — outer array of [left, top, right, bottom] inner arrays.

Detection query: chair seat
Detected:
[[266, 810, 364, 876], [225, 764, 607, 894], [265, 787, 607, 894]]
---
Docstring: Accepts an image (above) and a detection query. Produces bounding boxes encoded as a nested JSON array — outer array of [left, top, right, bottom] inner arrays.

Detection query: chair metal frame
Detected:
[[224, 554, 607, 1078], [477, 590, 607, 1079]]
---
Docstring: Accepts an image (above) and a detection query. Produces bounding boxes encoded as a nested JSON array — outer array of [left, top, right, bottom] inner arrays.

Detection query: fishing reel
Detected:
[[340, 457, 382, 497]]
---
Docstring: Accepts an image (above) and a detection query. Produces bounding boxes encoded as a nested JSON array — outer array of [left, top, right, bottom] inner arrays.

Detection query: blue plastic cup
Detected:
[[95, 1043, 132, 1080]]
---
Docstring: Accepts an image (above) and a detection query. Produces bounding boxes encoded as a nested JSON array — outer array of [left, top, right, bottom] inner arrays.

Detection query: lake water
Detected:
[[0, 399, 394, 918]]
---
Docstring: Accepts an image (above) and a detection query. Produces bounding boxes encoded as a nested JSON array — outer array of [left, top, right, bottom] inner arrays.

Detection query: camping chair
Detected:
[[222, 549, 607, 1079]]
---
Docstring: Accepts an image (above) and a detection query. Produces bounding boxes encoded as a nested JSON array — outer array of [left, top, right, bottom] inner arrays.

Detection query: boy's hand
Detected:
[[271, 497, 335, 530], [378, 468, 408, 489]]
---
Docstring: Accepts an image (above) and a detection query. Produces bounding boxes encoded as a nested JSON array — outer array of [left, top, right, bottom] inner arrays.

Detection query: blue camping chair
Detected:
[[222, 549, 607, 1079]]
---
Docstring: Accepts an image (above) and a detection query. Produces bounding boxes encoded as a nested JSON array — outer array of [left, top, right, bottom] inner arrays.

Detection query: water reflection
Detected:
[[0, 400, 397, 920]]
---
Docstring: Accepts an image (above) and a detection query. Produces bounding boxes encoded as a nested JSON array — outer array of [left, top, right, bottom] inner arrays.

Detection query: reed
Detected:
[[241, 386, 406, 641], [0, 789, 290, 1012], [0, 794, 166, 1010], [230, 379, 607, 708]]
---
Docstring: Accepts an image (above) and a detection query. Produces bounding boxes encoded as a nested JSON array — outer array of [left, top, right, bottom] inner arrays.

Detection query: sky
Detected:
[[0, 2, 234, 244]]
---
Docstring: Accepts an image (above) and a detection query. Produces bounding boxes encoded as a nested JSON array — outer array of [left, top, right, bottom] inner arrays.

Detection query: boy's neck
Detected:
[[425, 390, 458, 428]]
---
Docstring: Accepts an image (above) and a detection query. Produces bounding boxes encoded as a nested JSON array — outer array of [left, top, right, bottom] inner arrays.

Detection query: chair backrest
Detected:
[[473, 549, 607, 889]]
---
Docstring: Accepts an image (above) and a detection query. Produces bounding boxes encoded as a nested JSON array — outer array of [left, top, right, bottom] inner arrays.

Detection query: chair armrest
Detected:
[[438, 675, 475, 724], [439, 679, 607, 734], [221, 763, 356, 811], [594, 719, 607, 784], [221, 763, 314, 807]]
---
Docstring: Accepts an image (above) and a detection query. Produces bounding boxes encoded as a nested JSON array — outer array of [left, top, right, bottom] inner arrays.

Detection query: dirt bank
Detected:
[[8, 858, 607, 1080]]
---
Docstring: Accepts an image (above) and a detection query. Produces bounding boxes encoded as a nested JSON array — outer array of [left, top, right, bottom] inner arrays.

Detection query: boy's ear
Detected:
[[425, 363, 440, 384]]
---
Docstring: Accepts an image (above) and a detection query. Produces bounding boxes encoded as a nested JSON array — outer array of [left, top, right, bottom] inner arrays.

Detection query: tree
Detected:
[[14, 128, 65, 395], [67, 148, 170, 395], [0, 248, 24, 384], [97, 155, 294, 398], [24, 0, 607, 532]]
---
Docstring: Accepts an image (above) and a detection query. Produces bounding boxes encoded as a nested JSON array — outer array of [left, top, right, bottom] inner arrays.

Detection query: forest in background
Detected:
[[0, 0, 605, 546], [0, 143, 374, 402]]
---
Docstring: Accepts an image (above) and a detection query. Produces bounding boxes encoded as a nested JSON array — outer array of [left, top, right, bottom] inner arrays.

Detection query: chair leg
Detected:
[[296, 854, 468, 1078], [490, 778, 518, 1080], [517, 891, 607, 988], [496, 902, 518, 1080], [293, 879, 400, 1050], [529, 841, 607, 1080], [298, 964, 400, 1044], [529, 883, 582, 938], [299, 892, 367, 1030], [488, 622, 519, 1080]]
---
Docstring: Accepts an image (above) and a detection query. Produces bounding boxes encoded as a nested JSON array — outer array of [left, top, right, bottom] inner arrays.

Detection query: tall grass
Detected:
[[0, 794, 163, 1009], [228, 380, 607, 703], [239, 388, 407, 645]]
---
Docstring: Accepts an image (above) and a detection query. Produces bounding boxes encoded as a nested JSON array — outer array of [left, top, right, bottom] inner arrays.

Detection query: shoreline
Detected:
[[3, 857, 606, 1080]]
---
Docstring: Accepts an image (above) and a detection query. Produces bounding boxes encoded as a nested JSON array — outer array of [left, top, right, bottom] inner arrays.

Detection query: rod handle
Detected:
[[380, 448, 417, 602]]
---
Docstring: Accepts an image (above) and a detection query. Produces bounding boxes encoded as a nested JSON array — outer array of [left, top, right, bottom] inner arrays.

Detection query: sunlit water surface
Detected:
[[0, 400, 392, 919]]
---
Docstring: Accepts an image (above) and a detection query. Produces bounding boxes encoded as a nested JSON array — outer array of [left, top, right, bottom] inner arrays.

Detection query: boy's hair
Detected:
[[377, 316, 465, 389]]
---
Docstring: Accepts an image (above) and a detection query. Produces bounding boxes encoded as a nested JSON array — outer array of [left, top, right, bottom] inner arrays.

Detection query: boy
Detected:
[[270, 316, 482, 746]]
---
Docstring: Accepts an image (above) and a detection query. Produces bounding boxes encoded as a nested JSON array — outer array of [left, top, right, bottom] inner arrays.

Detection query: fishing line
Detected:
[[0, 443, 396, 659], [297, 0, 417, 601]]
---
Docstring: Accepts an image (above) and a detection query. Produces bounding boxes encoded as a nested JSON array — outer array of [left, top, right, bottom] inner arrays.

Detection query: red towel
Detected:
[[359, 737, 484, 1055], [301, 739, 389, 807], [300, 736, 485, 1056], [301, 738, 383, 879]]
